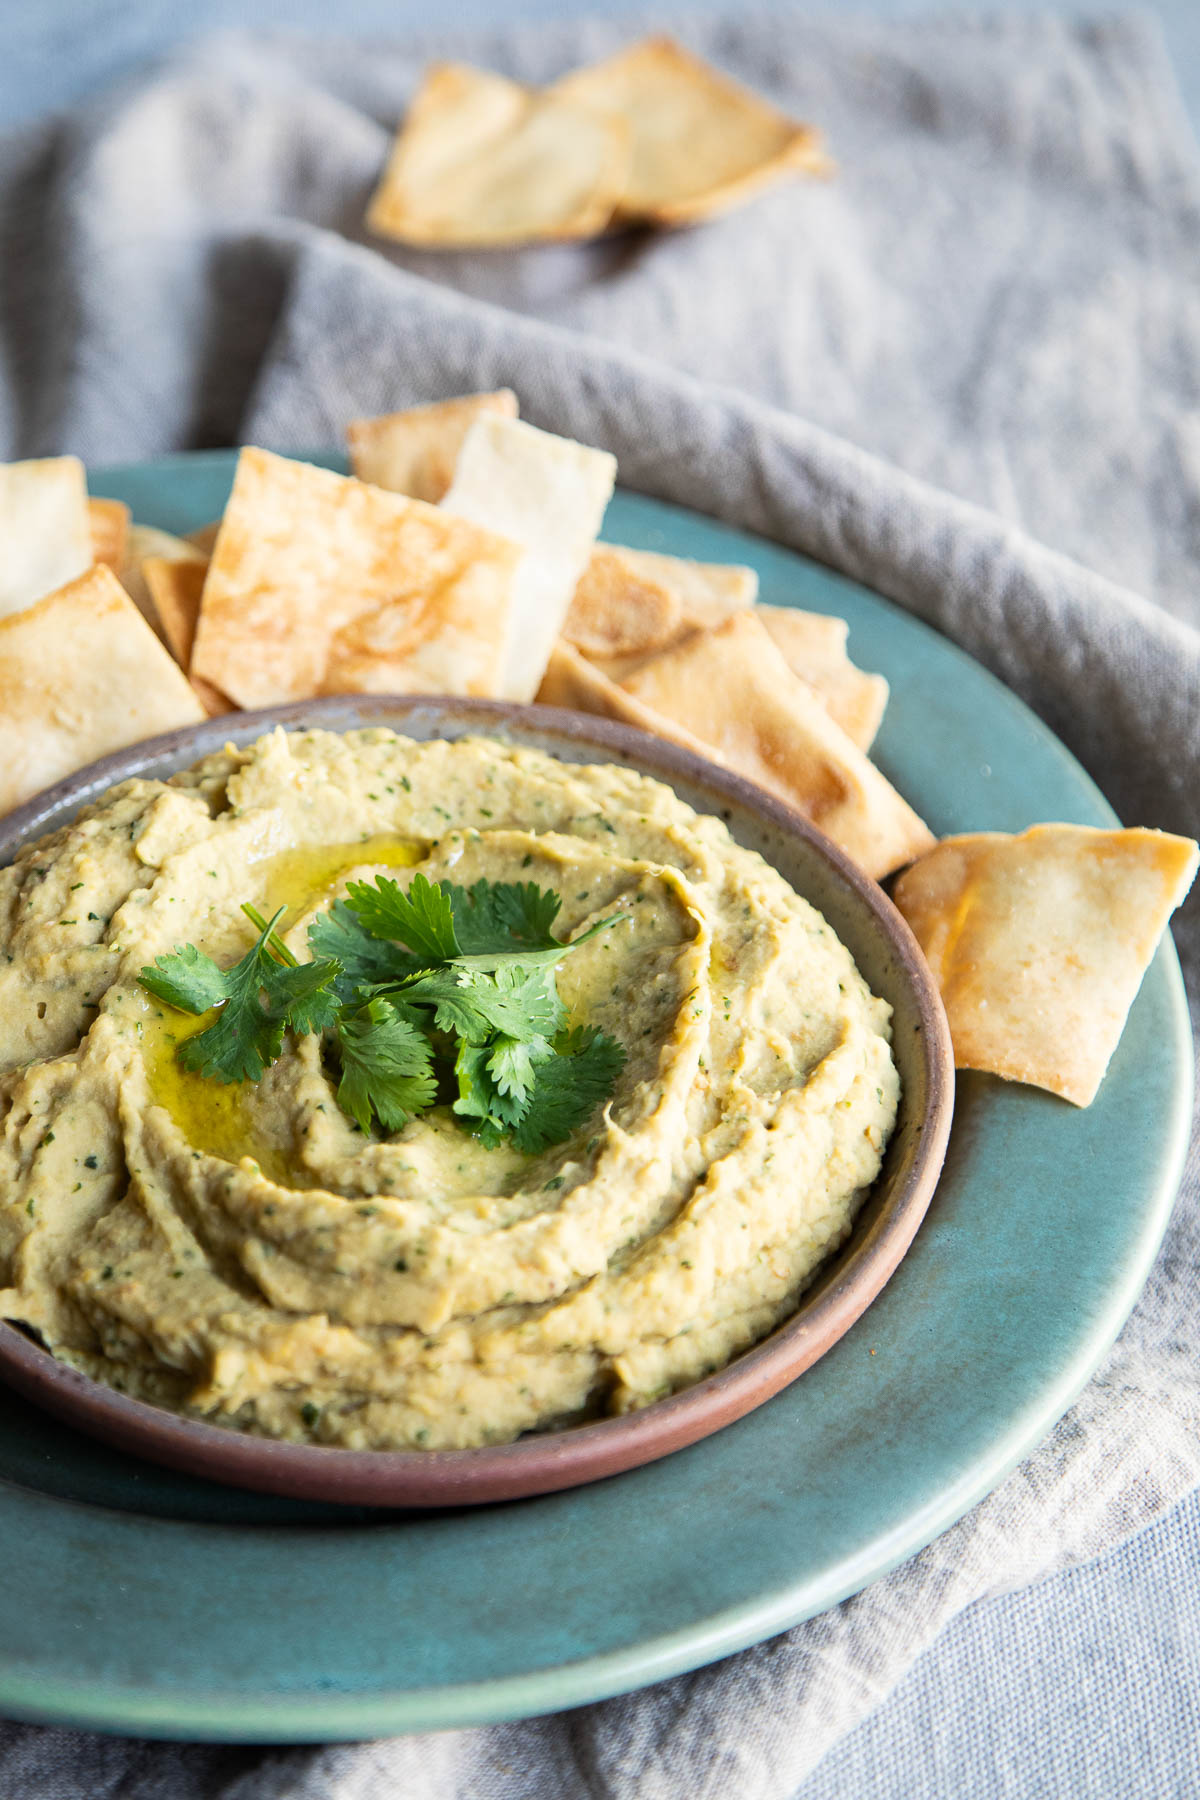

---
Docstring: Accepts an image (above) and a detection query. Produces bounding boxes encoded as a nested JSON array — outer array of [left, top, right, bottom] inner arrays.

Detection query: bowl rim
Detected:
[[0, 694, 953, 1507]]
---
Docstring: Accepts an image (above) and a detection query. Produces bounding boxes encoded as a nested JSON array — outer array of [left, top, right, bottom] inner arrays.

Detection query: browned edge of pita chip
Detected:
[[87, 498, 130, 574], [347, 391, 519, 503], [891, 824, 1199, 1106]]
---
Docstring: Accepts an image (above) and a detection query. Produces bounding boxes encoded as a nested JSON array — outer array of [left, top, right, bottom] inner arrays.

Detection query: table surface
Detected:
[[3, 4, 1199, 1796]]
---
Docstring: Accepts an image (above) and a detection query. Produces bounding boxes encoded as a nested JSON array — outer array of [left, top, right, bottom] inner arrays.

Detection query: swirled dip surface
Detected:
[[0, 729, 898, 1448]]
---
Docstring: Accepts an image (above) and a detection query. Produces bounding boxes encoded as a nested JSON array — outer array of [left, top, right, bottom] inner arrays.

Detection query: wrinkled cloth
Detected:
[[1, 10, 1199, 1797]]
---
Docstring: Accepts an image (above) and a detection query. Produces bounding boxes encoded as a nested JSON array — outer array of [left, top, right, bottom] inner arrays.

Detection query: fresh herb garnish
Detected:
[[138, 874, 626, 1152]]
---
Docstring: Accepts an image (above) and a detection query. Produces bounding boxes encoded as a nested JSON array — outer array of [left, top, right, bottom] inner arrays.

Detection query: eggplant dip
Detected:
[[0, 728, 899, 1449]]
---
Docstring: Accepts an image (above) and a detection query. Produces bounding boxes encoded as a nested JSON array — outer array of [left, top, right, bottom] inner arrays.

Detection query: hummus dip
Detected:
[[0, 729, 899, 1450]]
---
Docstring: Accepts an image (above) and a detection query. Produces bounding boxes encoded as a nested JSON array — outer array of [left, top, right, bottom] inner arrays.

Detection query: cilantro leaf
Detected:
[[486, 1034, 548, 1107], [139, 943, 231, 1015], [511, 1027, 626, 1154], [448, 879, 562, 953], [343, 872, 460, 961], [142, 914, 342, 1085], [335, 999, 437, 1135], [399, 961, 564, 1044], [452, 1039, 527, 1133], [308, 899, 422, 1001]]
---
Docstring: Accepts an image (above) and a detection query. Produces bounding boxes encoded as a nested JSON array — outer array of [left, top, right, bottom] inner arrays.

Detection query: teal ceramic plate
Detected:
[[0, 452, 1190, 1741]]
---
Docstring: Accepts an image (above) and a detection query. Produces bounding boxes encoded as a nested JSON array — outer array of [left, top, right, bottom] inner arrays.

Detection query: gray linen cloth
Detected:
[[1, 11, 1199, 1796]]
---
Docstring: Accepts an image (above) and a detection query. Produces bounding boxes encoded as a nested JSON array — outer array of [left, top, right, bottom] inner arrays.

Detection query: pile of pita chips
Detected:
[[366, 37, 828, 250], [0, 565, 205, 815], [893, 825, 1198, 1106], [344, 390, 915, 874]]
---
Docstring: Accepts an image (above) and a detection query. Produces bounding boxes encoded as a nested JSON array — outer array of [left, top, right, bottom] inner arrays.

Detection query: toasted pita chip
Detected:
[[142, 556, 209, 669], [553, 36, 830, 226], [568, 543, 759, 678], [0, 566, 206, 816], [563, 544, 684, 658], [186, 521, 222, 557], [536, 639, 715, 763], [115, 524, 207, 644], [87, 498, 130, 574], [892, 825, 1199, 1106], [614, 545, 757, 625], [366, 62, 629, 248], [618, 611, 934, 878], [442, 416, 616, 702], [0, 457, 92, 621], [190, 448, 521, 709], [756, 605, 889, 751], [347, 391, 519, 504]]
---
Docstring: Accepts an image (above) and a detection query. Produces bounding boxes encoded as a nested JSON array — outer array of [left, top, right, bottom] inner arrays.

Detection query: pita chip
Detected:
[[87, 498, 131, 574], [142, 555, 209, 669], [892, 825, 1198, 1106], [613, 545, 757, 625], [553, 36, 830, 226], [563, 544, 685, 659], [0, 565, 206, 816], [442, 416, 616, 702], [756, 604, 889, 751], [618, 611, 934, 879], [536, 639, 715, 762], [0, 456, 92, 621], [116, 524, 207, 644], [347, 391, 519, 504], [366, 62, 629, 248], [189, 447, 521, 710]]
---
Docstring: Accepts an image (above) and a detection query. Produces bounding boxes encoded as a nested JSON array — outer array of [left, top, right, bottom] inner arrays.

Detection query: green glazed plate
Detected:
[[0, 451, 1190, 1741]]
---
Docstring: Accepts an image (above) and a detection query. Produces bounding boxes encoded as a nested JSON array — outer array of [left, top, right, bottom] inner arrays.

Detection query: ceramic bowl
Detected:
[[0, 696, 953, 1506]]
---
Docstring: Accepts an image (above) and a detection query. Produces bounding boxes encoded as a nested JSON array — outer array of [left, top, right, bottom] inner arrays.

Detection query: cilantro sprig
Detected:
[[138, 874, 626, 1153]]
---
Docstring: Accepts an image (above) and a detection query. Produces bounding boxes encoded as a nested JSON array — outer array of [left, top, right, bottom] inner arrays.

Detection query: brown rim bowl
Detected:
[[0, 696, 953, 1508]]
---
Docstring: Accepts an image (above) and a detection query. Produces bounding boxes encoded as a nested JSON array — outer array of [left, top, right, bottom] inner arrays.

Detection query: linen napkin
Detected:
[[1, 11, 1199, 1796]]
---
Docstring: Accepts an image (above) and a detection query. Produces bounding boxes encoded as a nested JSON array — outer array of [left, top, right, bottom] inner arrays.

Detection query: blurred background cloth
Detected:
[[1, 8, 1199, 1797]]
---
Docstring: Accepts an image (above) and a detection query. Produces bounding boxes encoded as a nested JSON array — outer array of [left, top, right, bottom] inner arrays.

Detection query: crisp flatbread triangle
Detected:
[[347, 391, 519, 504], [117, 524, 207, 645], [0, 457, 93, 622], [756, 605, 889, 751], [562, 544, 684, 659], [553, 35, 831, 225], [536, 639, 716, 763], [891, 824, 1199, 1107], [442, 416, 616, 703], [142, 556, 209, 669], [614, 545, 757, 623], [618, 611, 934, 879], [366, 62, 630, 247], [87, 498, 130, 575], [189, 448, 521, 709], [0, 565, 206, 816]]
